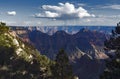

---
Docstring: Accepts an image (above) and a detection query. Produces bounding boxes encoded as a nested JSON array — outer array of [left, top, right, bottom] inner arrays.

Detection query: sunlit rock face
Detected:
[[91, 44, 109, 59]]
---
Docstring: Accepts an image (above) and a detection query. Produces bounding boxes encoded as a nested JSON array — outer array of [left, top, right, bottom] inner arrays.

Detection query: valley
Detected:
[[10, 26, 112, 79]]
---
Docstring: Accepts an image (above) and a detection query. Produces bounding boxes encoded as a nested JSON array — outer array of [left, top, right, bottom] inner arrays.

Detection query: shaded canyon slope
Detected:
[[28, 28, 107, 59], [11, 27, 109, 79]]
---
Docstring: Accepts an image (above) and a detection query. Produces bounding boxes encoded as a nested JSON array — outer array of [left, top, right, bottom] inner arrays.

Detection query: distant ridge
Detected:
[[10, 26, 115, 35]]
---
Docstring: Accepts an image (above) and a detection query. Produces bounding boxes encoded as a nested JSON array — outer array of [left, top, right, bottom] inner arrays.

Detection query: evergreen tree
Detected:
[[100, 22, 120, 79], [52, 49, 74, 79], [0, 22, 9, 33], [0, 22, 53, 79]]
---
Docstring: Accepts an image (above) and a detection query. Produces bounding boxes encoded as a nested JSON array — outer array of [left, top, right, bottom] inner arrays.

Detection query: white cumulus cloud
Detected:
[[35, 2, 95, 20], [7, 11, 16, 16]]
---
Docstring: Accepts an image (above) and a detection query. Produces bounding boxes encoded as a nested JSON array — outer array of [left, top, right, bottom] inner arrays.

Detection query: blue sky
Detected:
[[0, 0, 120, 26]]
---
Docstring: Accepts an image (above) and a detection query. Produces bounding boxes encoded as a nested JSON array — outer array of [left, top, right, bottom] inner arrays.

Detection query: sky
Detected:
[[0, 0, 120, 26]]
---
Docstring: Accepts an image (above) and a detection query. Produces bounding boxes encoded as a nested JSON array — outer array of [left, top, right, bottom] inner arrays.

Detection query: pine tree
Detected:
[[100, 22, 120, 79], [0, 22, 9, 33], [52, 49, 74, 79]]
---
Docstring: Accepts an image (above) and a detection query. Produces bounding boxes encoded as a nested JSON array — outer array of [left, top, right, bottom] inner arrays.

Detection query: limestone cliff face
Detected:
[[11, 27, 30, 43]]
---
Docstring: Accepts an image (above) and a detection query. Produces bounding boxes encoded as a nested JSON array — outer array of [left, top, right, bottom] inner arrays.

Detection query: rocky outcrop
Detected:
[[0, 27, 53, 79]]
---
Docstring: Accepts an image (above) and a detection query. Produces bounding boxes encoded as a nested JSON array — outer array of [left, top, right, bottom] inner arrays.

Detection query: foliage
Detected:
[[100, 22, 120, 79], [0, 23, 53, 79], [0, 22, 9, 34], [51, 49, 74, 79]]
